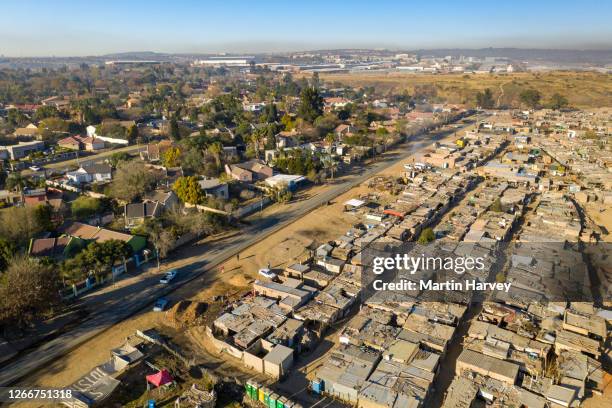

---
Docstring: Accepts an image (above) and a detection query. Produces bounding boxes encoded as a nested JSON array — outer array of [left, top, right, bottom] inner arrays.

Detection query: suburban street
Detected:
[[21, 144, 147, 176], [0, 117, 477, 387]]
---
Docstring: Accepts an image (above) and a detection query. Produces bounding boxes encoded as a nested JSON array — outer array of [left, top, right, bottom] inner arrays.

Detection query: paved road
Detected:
[[0, 117, 478, 387], [21, 144, 146, 176]]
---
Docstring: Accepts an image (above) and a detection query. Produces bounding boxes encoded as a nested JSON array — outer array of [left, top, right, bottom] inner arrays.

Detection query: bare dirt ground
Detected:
[[585, 202, 612, 242], [316, 71, 612, 109]]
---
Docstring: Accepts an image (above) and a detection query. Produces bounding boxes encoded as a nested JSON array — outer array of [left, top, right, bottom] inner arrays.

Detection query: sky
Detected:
[[0, 0, 611, 57]]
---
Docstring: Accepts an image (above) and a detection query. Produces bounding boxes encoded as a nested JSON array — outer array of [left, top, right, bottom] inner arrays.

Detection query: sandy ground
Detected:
[[584, 202, 612, 242]]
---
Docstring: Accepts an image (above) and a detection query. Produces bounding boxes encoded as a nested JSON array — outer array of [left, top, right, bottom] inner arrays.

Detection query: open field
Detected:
[[317, 71, 612, 109]]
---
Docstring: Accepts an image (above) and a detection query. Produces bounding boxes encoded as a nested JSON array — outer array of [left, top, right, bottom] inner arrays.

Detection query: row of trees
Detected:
[[476, 88, 569, 110]]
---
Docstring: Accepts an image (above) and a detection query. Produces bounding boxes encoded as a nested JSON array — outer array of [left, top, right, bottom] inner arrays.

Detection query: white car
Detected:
[[159, 269, 178, 284], [258, 268, 276, 279], [29, 165, 42, 172]]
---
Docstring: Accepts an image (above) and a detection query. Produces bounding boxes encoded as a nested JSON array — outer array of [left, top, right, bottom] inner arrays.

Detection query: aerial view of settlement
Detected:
[[0, 1, 610, 408]]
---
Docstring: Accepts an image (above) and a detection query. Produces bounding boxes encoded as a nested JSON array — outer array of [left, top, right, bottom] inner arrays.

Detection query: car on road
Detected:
[[258, 268, 276, 279], [153, 298, 169, 312], [29, 165, 42, 172], [159, 269, 178, 284]]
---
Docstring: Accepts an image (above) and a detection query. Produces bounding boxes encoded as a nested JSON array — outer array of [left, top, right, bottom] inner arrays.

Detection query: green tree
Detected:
[[108, 151, 130, 168], [475, 88, 495, 109], [519, 89, 542, 109], [280, 113, 296, 131], [417, 228, 435, 244], [0, 256, 62, 329], [0, 238, 15, 272], [207, 142, 223, 167], [127, 124, 139, 144], [33, 204, 54, 231], [549, 93, 568, 110], [169, 117, 181, 141], [71, 196, 107, 220], [173, 176, 205, 205], [5, 172, 28, 192], [77, 240, 133, 281], [297, 87, 324, 123], [264, 103, 278, 123], [490, 198, 504, 213], [162, 146, 182, 168]]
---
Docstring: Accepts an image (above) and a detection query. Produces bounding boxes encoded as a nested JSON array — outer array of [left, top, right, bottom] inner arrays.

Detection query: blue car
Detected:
[[153, 298, 169, 312]]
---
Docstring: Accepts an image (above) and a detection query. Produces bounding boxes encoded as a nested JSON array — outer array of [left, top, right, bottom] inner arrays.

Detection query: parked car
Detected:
[[159, 269, 178, 284], [153, 298, 169, 312], [258, 268, 276, 279]]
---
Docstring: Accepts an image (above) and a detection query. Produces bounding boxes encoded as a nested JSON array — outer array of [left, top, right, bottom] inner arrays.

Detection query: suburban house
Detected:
[[275, 131, 299, 149], [58, 135, 105, 151], [334, 124, 356, 140], [324, 97, 351, 109], [29, 235, 86, 260], [140, 140, 174, 162], [124, 190, 178, 228], [58, 221, 147, 254], [0, 190, 22, 206], [225, 160, 273, 182], [13, 123, 39, 138], [67, 163, 112, 184], [124, 201, 162, 228], [265, 174, 306, 191], [22, 188, 49, 206], [143, 190, 179, 210], [198, 178, 229, 199], [0, 140, 45, 160]]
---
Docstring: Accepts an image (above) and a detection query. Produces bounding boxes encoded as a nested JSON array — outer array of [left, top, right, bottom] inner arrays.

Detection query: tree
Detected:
[[207, 142, 223, 167], [77, 240, 133, 281], [267, 184, 293, 204], [0, 256, 62, 329], [127, 124, 139, 144], [109, 161, 158, 202], [297, 87, 324, 123], [490, 198, 504, 213], [33, 204, 54, 231], [71, 196, 107, 220], [162, 146, 182, 168], [108, 151, 130, 168], [549, 93, 568, 110], [322, 155, 338, 180], [417, 228, 435, 244], [264, 103, 278, 123], [280, 113, 296, 131], [475, 88, 495, 109], [173, 176, 205, 205], [0, 238, 15, 272], [0, 206, 49, 246], [169, 116, 181, 141], [146, 221, 175, 269], [5, 172, 28, 192], [519, 89, 541, 109]]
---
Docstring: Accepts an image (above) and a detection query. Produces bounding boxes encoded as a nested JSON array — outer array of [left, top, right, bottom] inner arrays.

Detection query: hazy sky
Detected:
[[1, 0, 611, 56]]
